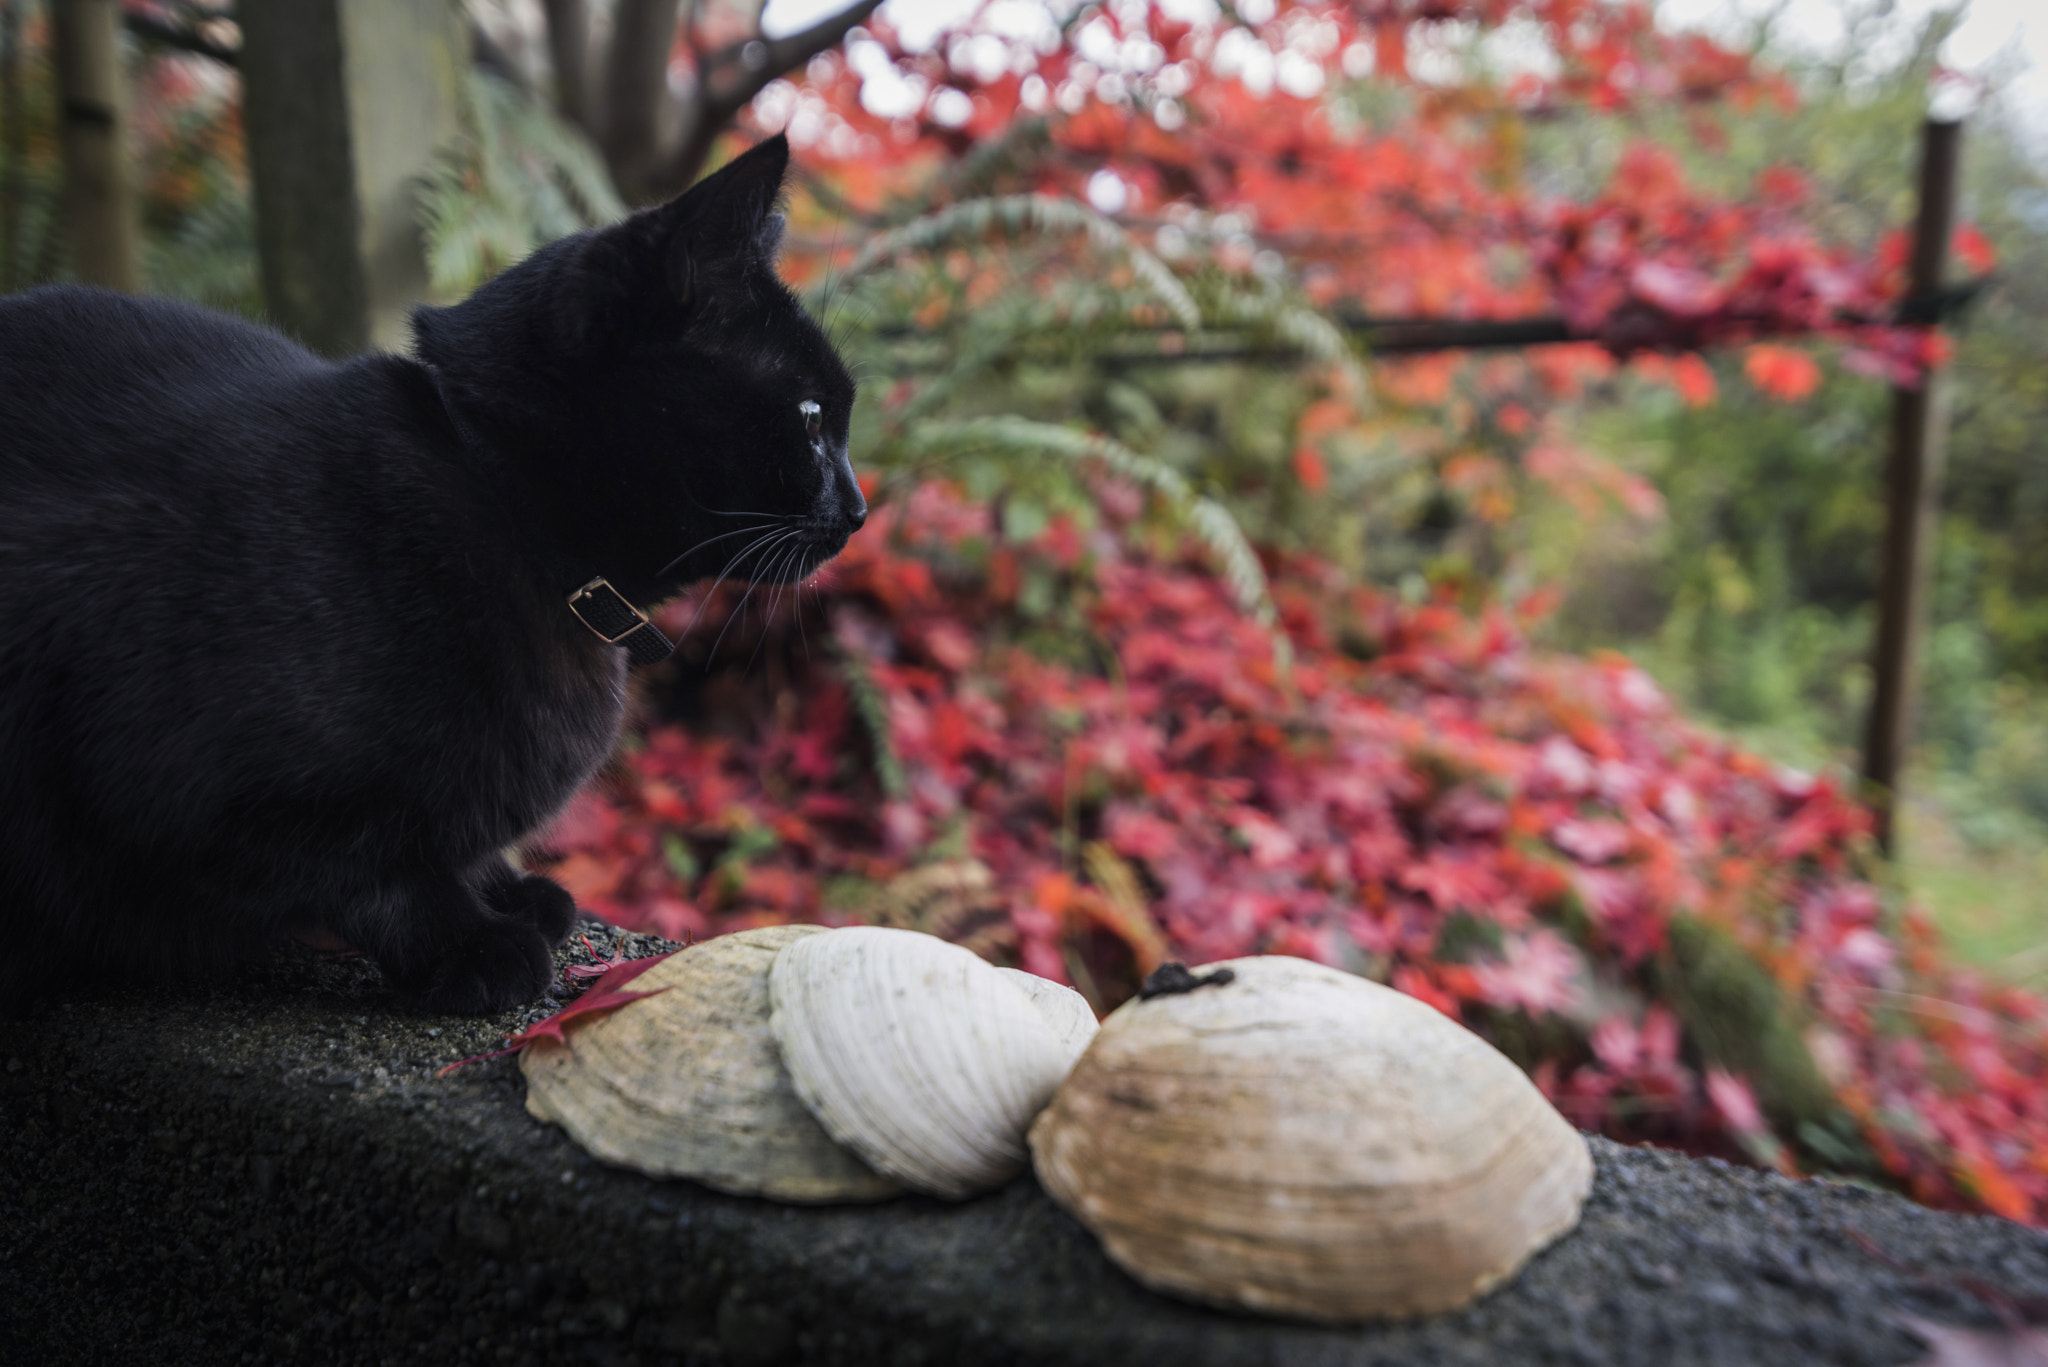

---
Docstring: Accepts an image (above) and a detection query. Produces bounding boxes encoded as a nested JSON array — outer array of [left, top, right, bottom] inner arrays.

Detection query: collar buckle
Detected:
[[566, 578, 674, 666]]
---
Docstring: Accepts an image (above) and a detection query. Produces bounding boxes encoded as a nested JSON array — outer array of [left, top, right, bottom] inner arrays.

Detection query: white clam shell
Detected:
[[769, 926, 1082, 1199], [1028, 955, 1593, 1322], [521, 925, 899, 1203], [996, 967, 1099, 1065]]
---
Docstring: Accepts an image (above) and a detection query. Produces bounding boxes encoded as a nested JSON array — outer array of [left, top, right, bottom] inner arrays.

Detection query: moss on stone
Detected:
[[1658, 915, 1841, 1131]]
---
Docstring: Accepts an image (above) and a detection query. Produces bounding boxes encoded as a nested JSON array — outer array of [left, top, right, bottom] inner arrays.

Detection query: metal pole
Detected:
[[1862, 117, 1963, 855]]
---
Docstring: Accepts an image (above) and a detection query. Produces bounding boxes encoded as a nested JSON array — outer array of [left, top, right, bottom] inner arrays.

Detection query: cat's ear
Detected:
[[523, 135, 790, 356], [658, 134, 791, 303], [756, 212, 787, 264]]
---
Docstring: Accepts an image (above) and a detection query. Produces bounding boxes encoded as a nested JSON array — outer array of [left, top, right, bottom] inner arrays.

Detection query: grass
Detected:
[[1582, 646, 2048, 985], [1900, 792, 2048, 984]]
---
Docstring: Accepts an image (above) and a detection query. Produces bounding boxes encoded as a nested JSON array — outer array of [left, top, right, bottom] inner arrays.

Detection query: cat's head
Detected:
[[413, 135, 864, 605]]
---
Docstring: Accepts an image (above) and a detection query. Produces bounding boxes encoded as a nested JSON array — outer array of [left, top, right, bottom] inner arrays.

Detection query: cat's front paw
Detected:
[[489, 872, 578, 946], [405, 918, 557, 1016]]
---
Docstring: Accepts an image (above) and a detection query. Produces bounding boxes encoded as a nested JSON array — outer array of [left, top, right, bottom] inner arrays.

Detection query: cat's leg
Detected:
[[470, 857, 579, 947], [349, 871, 562, 1016]]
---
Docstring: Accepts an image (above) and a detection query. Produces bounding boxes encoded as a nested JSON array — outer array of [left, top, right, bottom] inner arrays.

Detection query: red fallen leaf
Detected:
[[1471, 929, 1582, 1016], [1744, 343, 1822, 401], [1552, 817, 1632, 864], [564, 933, 628, 980], [549, 851, 623, 904], [1392, 965, 1461, 1020], [435, 951, 676, 1077]]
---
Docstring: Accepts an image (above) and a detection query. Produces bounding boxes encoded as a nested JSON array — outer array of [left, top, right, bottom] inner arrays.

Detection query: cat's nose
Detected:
[[835, 457, 867, 532]]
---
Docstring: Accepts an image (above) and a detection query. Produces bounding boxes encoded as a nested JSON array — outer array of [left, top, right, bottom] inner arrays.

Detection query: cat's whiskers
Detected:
[[796, 551, 829, 661], [655, 520, 787, 579], [772, 540, 822, 670], [826, 298, 876, 359], [814, 224, 850, 340], [705, 528, 805, 666], [767, 537, 808, 624], [705, 559, 775, 669], [678, 526, 796, 639], [683, 497, 801, 520], [744, 540, 804, 675]]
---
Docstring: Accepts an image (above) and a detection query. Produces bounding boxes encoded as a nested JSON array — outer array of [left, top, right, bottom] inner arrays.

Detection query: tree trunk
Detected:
[[537, 0, 882, 204], [1, 0, 23, 292], [541, 0, 591, 134], [600, 0, 682, 201], [240, 0, 468, 355], [50, 0, 141, 292]]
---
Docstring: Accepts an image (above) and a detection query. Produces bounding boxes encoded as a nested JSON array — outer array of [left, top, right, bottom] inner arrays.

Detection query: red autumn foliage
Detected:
[[1743, 343, 1824, 401], [758, 0, 1989, 386], [535, 477, 2048, 1224]]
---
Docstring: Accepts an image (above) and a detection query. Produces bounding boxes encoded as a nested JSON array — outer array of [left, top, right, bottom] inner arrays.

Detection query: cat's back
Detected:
[[0, 283, 316, 378], [0, 285, 324, 466]]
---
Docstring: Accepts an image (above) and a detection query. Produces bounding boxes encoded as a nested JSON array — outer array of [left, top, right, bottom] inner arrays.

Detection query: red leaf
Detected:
[[1743, 343, 1821, 401], [1952, 224, 1998, 276], [436, 952, 677, 1076], [1472, 930, 1582, 1015], [1291, 446, 1329, 493]]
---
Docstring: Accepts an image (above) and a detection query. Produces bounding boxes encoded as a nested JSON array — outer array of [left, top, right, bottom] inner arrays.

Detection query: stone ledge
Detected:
[[3, 930, 2046, 1366]]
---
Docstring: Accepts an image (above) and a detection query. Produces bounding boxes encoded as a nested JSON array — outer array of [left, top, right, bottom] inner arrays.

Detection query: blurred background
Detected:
[[4, 0, 2046, 1217]]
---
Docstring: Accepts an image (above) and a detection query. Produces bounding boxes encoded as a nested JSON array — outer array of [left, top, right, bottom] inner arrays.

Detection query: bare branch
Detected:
[[123, 10, 238, 66], [650, 0, 883, 198], [706, 0, 882, 116]]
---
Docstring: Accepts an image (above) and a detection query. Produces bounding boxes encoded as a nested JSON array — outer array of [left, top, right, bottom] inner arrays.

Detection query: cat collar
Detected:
[[566, 578, 675, 667]]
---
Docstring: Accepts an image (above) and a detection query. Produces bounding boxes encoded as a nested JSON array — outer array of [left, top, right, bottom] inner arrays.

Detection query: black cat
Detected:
[[0, 135, 862, 1014]]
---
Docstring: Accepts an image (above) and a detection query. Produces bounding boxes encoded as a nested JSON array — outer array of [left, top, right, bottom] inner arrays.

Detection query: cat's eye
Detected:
[[798, 400, 823, 440]]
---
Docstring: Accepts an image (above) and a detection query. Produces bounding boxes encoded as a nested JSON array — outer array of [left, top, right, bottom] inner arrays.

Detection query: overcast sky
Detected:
[[759, 0, 2047, 155], [1661, 0, 2048, 151]]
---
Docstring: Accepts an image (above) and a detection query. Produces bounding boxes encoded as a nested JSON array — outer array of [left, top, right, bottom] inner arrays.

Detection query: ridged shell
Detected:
[[996, 967, 1099, 1064], [1028, 955, 1593, 1322], [521, 925, 899, 1203], [769, 926, 1078, 1199]]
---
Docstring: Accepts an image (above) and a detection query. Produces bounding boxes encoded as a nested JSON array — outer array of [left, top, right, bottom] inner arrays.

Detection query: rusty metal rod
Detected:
[[1862, 117, 1964, 855]]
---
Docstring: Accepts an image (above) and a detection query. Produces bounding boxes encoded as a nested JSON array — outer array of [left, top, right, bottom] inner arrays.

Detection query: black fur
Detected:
[[0, 136, 862, 1014]]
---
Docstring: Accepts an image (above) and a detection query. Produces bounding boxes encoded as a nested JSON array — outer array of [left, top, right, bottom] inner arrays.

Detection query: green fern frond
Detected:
[[415, 72, 624, 298], [835, 645, 908, 799], [1202, 276, 1370, 403], [842, 195, 1201, 332], [469, 72, 626, 233], [883, 298, 1051, 428], [901, 415, 1288, 667]]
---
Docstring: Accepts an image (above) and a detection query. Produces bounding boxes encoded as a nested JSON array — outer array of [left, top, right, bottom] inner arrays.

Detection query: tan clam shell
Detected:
[[521, 924, 899, 1203], [769, 926, 1077, 1200], [1028, 955, 1593, 1322]]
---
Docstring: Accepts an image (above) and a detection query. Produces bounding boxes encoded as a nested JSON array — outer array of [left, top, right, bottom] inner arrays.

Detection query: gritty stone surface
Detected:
[[3, 926, 2047, 1366]]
